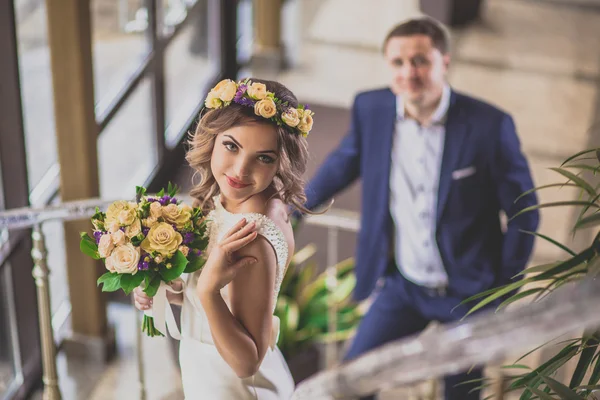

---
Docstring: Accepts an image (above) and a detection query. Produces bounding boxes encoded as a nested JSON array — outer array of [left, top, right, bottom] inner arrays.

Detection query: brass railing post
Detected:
[[31, 223, 61, 400], [325, 226, 339, 368], [134, 297, 147, 400]]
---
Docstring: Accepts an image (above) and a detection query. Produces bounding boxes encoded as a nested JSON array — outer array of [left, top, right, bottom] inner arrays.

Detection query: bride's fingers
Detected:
[[221, 230, 258, 254], [221, 221, 256, 244], [222, 218, 249, 240]]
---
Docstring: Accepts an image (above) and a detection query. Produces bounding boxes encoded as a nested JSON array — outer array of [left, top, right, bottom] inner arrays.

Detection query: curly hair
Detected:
[[186, 78, 313, 215]]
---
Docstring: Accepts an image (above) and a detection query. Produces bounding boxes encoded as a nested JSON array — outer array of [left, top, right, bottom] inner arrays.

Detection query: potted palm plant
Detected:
[[275, 244, 364, 384], [464, 148, 600, 399]]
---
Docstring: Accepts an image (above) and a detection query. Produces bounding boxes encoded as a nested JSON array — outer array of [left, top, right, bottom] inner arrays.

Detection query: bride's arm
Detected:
[[198, 236, 277, 378]]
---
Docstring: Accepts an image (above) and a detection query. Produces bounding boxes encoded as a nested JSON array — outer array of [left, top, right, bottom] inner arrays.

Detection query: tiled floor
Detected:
[[23, 0, 600, 398]]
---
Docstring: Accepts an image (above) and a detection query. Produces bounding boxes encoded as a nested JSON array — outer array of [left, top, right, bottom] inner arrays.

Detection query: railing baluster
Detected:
[[31, 223, 61, 400], [134, 297, 147, 400], [325, 226, 339, 368]]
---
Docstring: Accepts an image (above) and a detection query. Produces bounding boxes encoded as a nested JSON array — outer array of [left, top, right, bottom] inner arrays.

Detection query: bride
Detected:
[[134, 78, 315, 399]]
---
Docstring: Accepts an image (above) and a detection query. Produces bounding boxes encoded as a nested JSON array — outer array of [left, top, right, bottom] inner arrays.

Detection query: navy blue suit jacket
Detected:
[[304, 88, 540, 302]]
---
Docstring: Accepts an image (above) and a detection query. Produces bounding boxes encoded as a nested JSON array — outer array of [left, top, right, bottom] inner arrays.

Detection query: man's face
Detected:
[[384, 34, 449, 107]]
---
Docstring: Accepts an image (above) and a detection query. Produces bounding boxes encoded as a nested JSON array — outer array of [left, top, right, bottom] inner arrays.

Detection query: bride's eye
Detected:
[[223, 141, 237, 152], [258, 155, 275, 164]]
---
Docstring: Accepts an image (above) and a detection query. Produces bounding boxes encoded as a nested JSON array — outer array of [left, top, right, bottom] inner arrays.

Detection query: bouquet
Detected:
[[79, 183, 208, 337]]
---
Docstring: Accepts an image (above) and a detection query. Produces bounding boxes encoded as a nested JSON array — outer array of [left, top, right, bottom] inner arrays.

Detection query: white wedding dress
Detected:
[[178, 196, 295, 399]]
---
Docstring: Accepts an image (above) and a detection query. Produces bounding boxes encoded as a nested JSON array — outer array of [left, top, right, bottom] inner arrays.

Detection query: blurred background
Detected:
[[1, 0, 600, 398]]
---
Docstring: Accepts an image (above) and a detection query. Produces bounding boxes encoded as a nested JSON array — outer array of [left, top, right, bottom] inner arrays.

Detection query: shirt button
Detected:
[[419, 158, 425, 165], [416, 185, 425, 193], [423, 240, 430, 248], [426, 265, 434, 273], [419, 211, 430, 219]]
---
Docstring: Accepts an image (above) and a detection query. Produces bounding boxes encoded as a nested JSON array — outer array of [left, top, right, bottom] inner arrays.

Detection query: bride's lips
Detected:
[[226, 176, 251, 189]]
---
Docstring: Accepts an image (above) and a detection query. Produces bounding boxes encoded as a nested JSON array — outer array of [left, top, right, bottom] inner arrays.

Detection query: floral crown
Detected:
[[204, 78, 314, 137]]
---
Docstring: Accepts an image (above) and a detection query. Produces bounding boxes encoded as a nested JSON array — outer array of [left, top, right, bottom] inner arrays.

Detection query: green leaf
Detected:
[[79, 232, 100, 260], [120, 272, 145, 296], [515, 183, 579, 203], [587, 348, 600, 386], [540, 375, 585, 399], [464, 278, 532, 318], [135, 186, 147, 202], [501, 364, 532, 370], [511, 345, 578, 391], [549, 167, 596, 197], [184, 254, 205, 274], [511, 201, 600, 221], [520, 230, 576, 257], [569, 336, 599, 389], [574, 213, 600, 230], [144, 274, 161, 297], [563, 163, 600, 173], [524, 386, 556, 400], [157, 188, 165, 198], [516, 263, 560, 277], [159, 251, 188, 282], [561, 148, 600, 166], [97, 272, 122, 292], [497, 287, 545, 310]]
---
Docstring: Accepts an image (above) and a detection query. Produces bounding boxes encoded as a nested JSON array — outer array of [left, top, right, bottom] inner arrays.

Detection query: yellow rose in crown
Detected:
[[212, 79, 237, 102], [204, 91, 222, 109], [297, 109, 314, 134], [162, 203, 192, 229], [247, 82, 267, 100], [141, 222, 183, 257], [254, 98, 277, 118], [281, 108, 300, 127]]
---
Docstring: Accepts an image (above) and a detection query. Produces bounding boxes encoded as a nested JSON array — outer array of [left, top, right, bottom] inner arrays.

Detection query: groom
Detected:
[[301, 17, 539, 399]]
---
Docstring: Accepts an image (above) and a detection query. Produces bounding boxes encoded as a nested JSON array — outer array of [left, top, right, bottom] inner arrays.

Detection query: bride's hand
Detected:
[[196, 218, 258, 298]]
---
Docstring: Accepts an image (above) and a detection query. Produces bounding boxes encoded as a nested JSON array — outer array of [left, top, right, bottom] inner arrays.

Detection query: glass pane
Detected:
[[98, 78, 157, 199], [161, 0, 199, 37], [164, 0, 213, 146], [0, 267, 18, 397], [15, 2, 59, 193], [92, 0, 150, 105]]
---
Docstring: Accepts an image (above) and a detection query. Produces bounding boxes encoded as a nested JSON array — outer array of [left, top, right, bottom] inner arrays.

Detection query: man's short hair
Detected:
[[383, 17, 450, 54]]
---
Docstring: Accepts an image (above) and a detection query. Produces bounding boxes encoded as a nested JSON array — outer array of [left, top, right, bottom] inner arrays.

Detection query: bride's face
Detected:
[[211, 123, 279, 203]]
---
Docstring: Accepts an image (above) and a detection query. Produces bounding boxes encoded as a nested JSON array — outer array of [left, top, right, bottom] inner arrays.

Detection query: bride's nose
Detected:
[[234, 158, 251, 178]]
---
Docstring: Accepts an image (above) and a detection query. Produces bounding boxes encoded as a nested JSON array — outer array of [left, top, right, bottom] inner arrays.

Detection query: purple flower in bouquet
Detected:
[[183, 232, 195, 245], [93, 230, 103, 244]]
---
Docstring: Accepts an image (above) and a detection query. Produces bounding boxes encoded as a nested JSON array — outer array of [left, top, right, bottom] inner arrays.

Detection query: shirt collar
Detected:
[[396, 84, 451, 125]]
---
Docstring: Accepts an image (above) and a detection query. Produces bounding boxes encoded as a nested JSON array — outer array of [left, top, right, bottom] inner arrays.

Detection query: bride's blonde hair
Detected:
[[186, 78, 312, 215]]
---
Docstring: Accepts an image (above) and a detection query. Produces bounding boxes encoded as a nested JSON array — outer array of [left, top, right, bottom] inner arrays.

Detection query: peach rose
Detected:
[[205, 91, 222, 109], [140, 222, 183, 257], [106, 243, 140, 275], [162, 203, 192, 229], [281, 108, 300, 127], [297, 109, 314, 134], [149, 201, 162, 219], [247, 82, 267, 100], [254, 98, 277, 118], [98, 234, 114, 259], [125, 218, 142, 238], [213, 79, 237, 102], [111, 230, 127, 246]]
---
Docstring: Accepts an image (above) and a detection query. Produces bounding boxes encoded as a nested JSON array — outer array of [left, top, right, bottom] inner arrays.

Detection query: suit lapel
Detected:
[[436, 91, 470, 225], [377, 90, 396, 233]]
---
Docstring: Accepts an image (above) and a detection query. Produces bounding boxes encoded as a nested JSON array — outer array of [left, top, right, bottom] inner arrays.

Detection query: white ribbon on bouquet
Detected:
[[143, 279, 184, 340]]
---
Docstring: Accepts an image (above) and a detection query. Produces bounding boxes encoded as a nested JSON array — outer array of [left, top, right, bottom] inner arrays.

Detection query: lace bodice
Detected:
[[205, 196, 289, 310]]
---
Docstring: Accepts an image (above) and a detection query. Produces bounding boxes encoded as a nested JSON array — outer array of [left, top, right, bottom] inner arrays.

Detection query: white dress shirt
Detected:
[[389, 85, 451, 288]]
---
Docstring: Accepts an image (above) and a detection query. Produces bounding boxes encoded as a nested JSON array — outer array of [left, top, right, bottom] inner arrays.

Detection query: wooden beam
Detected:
[[45, 0, 108, 344]]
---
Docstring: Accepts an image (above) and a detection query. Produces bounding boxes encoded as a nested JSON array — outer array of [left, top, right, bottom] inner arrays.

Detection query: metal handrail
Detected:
[[0, 196, 360, 398]]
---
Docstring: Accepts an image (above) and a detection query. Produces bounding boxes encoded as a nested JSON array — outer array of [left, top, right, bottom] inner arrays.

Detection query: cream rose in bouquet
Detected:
[[79, 183, 208, 337]]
